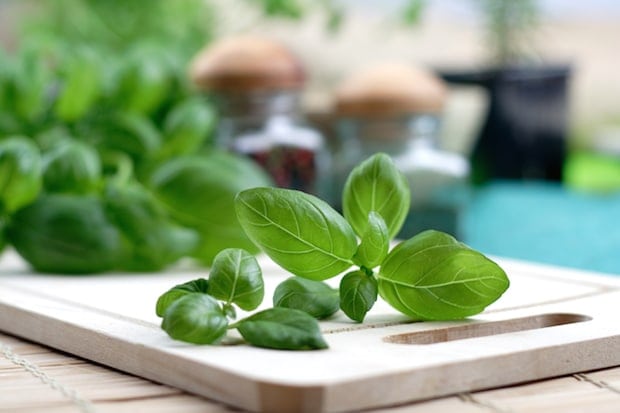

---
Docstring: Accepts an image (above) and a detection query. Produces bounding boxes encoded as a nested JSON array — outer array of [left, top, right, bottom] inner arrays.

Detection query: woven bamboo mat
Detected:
[[1, 331, 619, 413]]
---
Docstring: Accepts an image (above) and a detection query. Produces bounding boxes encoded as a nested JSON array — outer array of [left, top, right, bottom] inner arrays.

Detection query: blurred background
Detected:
[[1, 0, 619, 274]]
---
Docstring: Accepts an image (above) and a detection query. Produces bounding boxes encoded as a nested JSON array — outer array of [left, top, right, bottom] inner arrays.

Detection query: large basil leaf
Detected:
[[273, 277, 339, 319], [161, 293, 228, 345], [339, 270, 378, 322], [208, 248, 264, 311], [377, 230, 510, 320], [150, 151, 272, 265], [342, 153, 410, 239], [156, 278, 209, 317], [353, 212, 389, 269], [236, 307, 328, 350], [7, 194, 128, 274], [235, 187, 357, 281]]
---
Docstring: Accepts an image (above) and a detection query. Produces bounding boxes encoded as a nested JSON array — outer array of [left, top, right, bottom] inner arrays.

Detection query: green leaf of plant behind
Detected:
[[208, 248, 264, 311], [377, 230, 510, 320], [161, 293, 228, 345], [236, 307, 328, 350], [353, 211, 389, 269], [0, 137, 42, 214], [235, 187, 357, 281], [343, 153, 410, 239], [339, 270, 378, 322], [149, 151, 272, 265], [155, 278, 209, 317], [273, 277, 339, 319]]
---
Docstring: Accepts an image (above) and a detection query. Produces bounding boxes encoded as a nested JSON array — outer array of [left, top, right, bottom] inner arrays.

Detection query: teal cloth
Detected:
[[464, 181, 620, 275]]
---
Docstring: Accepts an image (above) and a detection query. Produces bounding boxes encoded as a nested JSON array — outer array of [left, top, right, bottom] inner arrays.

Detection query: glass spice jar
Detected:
[[332, 63, 470, 239], [189, 36, 329, 195]]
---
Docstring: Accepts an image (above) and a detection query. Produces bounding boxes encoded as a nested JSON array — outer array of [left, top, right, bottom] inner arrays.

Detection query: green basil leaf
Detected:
[[273, 277, 339, 319], [0, 136, 42, 214], [353, 211, 389, 269], [377, 230, 510, 320], [235, 187, 357, 281], [149, 152, 272, 266], [156, 278, 209, 317], [161, 293, 228, 345], [42, 139, 101, 195], [236, 307, 328, 350], [339, 270, 378, 322], [342, 153, 410, 239], [208, 248, 264, 311]]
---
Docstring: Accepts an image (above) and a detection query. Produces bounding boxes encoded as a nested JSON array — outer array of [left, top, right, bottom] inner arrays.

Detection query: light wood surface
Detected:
[[1, 251, 619, 412]]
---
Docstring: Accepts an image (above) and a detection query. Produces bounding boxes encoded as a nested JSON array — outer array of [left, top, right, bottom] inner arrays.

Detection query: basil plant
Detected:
[[235, 153, 510, 322]]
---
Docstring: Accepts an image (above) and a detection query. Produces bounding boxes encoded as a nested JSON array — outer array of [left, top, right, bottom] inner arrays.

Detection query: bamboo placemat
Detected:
[[1, 331, 619, 413]]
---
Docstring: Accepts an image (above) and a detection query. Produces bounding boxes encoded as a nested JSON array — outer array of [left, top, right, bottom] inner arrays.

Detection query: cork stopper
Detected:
[[334, 63, 447, 117], [189, 36, 305, 93]]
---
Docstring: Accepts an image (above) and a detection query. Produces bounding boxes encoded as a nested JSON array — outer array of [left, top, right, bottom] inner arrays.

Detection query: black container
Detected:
[[440, 65, 571, 183]]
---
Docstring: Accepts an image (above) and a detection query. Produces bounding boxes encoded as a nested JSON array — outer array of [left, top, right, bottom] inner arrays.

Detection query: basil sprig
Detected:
[[157, 153, 510, 351], [236, 153, 509, 322], [157, 248, 326, 350]]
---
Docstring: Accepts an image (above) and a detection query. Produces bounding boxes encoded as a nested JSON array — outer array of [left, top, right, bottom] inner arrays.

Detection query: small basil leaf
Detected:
[[273, 277, 339, 319], [342, 153, 410, 239], [235, 187, 357, 281], [339, 270, 378, 322], [208, 248, 264, 311], [161, 293, 228, 344], [156, 278, 209, 317], [236, 307, 328, 350], [353, 212, 389, 269], [377, 230, 510, 320]]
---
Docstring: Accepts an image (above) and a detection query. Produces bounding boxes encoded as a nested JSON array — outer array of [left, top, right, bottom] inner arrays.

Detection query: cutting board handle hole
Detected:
[[383, 313, 591, 345]]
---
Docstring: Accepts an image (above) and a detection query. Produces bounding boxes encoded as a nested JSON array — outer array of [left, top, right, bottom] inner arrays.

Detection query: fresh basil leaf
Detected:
[[339, 270, 378, 322], [156, 278, 209, 317], [377, 230, 510, 320], [342, 153, 410, 239], [236, 307, 328, 350], [208, 248, 264, 311], [235, 187, 357, 281], [353, 211, 389, 269], [273, 277, 339, 319], [161, 293, 228, 344]]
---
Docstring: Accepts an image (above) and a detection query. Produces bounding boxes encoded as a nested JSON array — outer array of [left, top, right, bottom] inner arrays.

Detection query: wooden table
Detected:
[[2, 329, 620, 413]]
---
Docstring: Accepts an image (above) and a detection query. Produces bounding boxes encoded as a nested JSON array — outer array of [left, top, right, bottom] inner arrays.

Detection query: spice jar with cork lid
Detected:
[[189, 35, 328, 195], [332, 62, 470, 239]]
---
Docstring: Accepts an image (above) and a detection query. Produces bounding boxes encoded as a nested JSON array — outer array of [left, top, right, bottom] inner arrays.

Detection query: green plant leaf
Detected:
[[353, 211, 389, 269], [235, 187, 357, 281], [343, 153, 410, 239], [55, 48, 102, 122], [149, 151, 272, 265], [208, 248, 264, 311], [42, 139, 101, 195], [273, 277, 339, 319], [377, 230, 510, 320], [235, 307, 328, 350], [0, 136, 42, 214], [161, 293, 228, 344], [155, 278, 209, 317], [7, 194, 129, 274], [339, 270, 378, 322]]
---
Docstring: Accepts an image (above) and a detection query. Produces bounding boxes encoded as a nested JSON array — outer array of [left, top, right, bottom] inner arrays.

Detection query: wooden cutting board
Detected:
[[0, 250, 619, 413]]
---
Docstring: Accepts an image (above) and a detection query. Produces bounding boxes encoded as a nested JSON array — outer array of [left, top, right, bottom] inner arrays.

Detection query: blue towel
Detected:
[[464, 181, 620, 275]]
